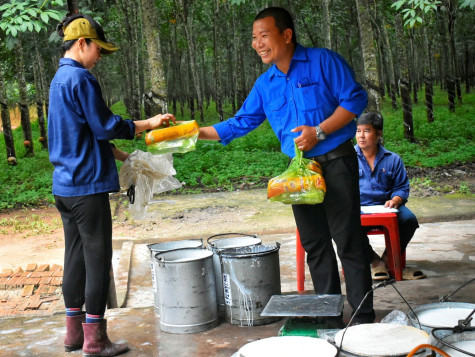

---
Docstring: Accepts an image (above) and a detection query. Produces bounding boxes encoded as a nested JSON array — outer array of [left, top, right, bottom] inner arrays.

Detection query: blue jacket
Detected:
[[213, 44, 367, 158], [356, 144, 410, 205], [48, 58, 135, 197]]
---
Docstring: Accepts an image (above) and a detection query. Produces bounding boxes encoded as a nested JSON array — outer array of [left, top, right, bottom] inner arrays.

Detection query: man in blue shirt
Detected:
[[356, 112, 424, 280], [200, 7, 374, 324]]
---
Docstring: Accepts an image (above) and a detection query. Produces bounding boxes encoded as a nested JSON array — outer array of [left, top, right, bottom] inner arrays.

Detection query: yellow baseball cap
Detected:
[[63, 18, 119, 55]]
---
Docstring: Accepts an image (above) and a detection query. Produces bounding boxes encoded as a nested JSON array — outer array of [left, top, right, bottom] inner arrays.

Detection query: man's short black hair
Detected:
[[254, 7, 297, 45], [356, 112, 384, 131]]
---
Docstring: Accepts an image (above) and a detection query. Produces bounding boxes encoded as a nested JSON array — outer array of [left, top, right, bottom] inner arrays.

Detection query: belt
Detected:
[[311, 140, 356, 164]]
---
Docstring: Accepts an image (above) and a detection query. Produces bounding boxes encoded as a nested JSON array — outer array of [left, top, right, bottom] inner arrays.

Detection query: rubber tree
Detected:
[[141, 0, 168, 117], [355, 0, 382, 113], [0, 65, 16, 165]]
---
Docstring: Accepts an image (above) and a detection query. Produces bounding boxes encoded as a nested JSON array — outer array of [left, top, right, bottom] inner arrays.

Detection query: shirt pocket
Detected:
[[267, 96, 287, 120], [377, 169, 394, 190], [295, 78, 319, 111]]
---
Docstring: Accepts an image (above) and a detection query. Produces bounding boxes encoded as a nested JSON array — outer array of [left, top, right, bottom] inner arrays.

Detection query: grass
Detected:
[[0, 87, 473, 210]]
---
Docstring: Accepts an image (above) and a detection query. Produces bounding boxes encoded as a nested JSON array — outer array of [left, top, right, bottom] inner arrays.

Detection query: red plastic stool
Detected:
[[296, 213, 405, 292]]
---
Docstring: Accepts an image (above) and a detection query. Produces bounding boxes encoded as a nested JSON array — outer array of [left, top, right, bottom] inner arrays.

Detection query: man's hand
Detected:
[[147, 113, 176, 130], [291, 125, 319, 151], [384, 196, 403, 209]]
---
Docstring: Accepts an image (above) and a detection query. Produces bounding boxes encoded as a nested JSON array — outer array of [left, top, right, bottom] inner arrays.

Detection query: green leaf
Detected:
[[40, 12, 49, 24], [416, 16, 423, 23], [0, 23, 7, 31], [27, 22, 33, 31], [20, 22, 28, 32], [34, 21, 42, 32], [0, 3, 11, 11], [47, 11, 61, 21], [27, 8, 37, 17], [11, 26, 18, 37]]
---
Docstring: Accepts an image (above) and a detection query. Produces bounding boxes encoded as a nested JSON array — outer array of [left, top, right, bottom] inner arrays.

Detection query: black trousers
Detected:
[[292, 153, 375, 322], [55, 193, 112, 315]]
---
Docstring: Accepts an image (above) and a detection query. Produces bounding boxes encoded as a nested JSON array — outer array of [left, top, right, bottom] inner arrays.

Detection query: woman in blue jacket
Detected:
[[48, 13, 175, 356]]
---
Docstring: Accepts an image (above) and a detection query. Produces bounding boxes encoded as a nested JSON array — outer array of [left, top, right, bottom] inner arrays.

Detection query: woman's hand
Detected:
[[147, 113, 177, 130], [134, 113, 177, 134]]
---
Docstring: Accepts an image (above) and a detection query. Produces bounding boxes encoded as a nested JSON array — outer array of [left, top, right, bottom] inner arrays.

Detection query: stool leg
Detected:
[[296, 229, 305, 292]]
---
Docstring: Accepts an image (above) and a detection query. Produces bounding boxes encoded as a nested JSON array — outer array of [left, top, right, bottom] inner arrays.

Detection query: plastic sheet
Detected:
[[119, 150, 182, 218], [381, 309, 412, 326]]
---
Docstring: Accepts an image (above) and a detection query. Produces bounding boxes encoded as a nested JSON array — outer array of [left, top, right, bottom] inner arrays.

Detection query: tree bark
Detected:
[[322, 0, 332, 49], [141, 0, 168, 117], [213, 0, 224, 121], [355, 0, 381, 113], [422, 28, 434, 123], [15, 39, 34, 157], [394, 15, 415, 143], [0, 67, 16, 164], [33, 36, 48, 149]]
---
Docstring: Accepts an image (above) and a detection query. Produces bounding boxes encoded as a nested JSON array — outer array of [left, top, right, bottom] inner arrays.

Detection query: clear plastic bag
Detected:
[[267, 142, 326, 205], [119, 150, 182, 219], [145, 120, 199, 154]]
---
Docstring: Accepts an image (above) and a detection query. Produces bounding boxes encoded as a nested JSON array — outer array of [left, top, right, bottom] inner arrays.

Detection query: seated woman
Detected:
[[355, 112, 426, 280]]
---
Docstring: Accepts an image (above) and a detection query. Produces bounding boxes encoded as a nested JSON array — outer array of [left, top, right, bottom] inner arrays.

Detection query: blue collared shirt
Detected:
[[213, 44, 367, 158], [356, 144, 410, 205], [48, 58, 135, 196]]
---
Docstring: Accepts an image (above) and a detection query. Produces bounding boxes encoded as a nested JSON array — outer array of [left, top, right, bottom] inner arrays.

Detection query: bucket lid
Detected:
[[155, 248, 213, 263], [147, 239, 203, 253], [219, 243, 280, 259]]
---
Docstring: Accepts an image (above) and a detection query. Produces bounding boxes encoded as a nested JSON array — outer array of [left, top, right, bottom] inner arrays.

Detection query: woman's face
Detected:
[[78, 39, 102, 69], [356, 124, 381, 151]]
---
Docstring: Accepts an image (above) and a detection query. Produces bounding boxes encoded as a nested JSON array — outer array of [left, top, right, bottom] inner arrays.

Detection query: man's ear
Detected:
[[284, 28, 293, 44]]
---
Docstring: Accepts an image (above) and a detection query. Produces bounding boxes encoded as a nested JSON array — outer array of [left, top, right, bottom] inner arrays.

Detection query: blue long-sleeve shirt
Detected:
[[356, 144, 410, 205], [213, 44, 367, 158], [48, 58, 135, 196]]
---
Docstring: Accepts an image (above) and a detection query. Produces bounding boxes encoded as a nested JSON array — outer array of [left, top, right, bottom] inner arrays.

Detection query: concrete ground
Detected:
[[0, 191, 474, 356]]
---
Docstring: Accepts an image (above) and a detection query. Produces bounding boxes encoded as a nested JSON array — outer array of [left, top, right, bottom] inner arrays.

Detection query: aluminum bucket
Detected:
[[207, 233, 261, 317], [147, 239, 203, 314], [409, 302, 475, 338], [434, 330, 475, 356], [220, 243, 281, 326], [155, 248, 218, 334]]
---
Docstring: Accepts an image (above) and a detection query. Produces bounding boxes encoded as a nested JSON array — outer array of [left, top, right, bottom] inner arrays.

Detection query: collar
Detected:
[[59, 57, 85, 69], [356, 143, 390, 158], [268, 44, 307, 81]]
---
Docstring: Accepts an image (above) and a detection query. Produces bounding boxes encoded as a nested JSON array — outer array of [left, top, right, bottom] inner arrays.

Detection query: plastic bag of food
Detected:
[[119, 150, 182, 219], [145, 120, 199, 154], [267, 142, 326, 204]]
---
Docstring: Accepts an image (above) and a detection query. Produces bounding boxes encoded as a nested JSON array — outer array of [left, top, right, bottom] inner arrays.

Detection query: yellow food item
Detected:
[[145, 120, 199, 145], [267, 174, 326, 199], [306, 160, 322, 174]]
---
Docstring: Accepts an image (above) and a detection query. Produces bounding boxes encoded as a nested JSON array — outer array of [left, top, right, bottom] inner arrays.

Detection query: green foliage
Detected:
[[459, 0, 475, 9], [391, 0, 441, 27], [0, 0, 65, 48], [0, 87, 474, 210]]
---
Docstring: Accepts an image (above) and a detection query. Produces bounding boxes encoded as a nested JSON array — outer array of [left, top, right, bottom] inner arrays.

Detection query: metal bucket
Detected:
[[147, 239, 203, 314], [220, 243, 281, 326], [207, 233, 261, 316], [434, 330, 475, 357], [155, 248, 218, 334], [408, 302, 475, 338]]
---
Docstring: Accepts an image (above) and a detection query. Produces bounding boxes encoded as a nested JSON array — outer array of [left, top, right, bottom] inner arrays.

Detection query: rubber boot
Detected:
[[65, 314, 86, 352], [82, 319, 129, 356]]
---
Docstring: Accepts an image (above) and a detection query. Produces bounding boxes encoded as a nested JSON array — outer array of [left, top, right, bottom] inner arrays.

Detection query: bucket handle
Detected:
[[207, 233, 257, 245], [154, 246, 207, 264]]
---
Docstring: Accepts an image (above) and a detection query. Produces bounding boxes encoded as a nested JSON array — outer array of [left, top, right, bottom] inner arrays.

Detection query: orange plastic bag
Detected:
[[267, 143, 326, 204]]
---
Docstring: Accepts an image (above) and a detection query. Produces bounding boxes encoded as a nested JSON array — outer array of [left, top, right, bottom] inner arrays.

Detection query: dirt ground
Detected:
[[0, 162, 473, 271]]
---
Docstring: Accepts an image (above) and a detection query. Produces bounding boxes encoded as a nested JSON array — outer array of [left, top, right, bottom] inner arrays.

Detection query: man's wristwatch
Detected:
[[315, 125, 327, 141]]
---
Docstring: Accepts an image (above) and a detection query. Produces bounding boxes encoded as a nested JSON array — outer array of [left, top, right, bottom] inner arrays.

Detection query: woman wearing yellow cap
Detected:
[[48, 13, 174, 356]]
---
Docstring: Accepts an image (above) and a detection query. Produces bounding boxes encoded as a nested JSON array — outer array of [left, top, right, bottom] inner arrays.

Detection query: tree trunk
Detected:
[[232, 6, 246, 109], [394, 15, 415, 143], [465, 43, 471, 94], [67, 0, 79, 14], [0, 67, 16, 164], [15, 39, 34, 157], [446, 0, 462, 104], [423, 28, 434, 123], [322, 0, 332, 49], [141, 0, 168, 117], [355, 0, 381, 113], [33, 37, 48, 149], [176, 0, 204, 122], [213, 0, 224, 121]]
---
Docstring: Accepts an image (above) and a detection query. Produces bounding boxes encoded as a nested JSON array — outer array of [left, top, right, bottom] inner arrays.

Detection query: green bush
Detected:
[[0, 87, 473, 209]]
